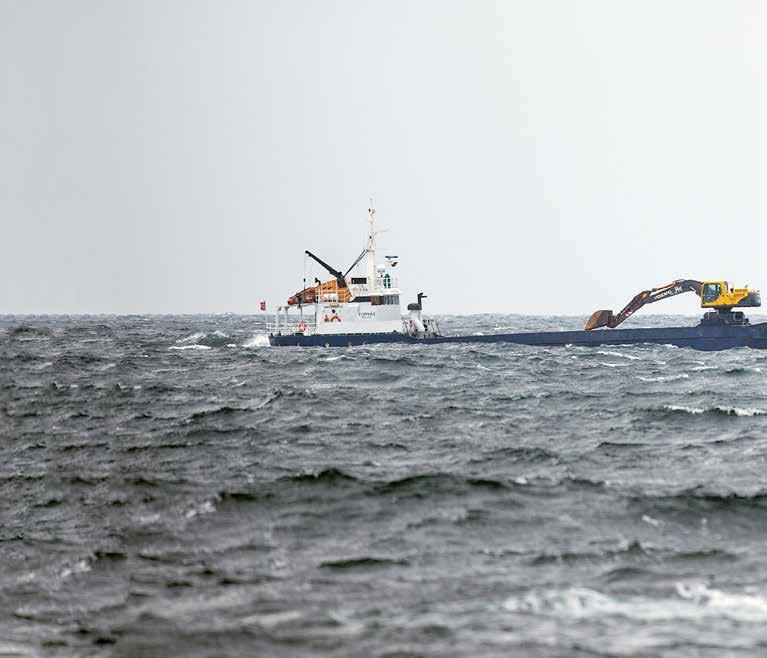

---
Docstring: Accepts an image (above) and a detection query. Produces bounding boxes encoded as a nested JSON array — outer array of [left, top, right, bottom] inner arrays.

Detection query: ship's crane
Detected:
[[304, 250, 347, 288], [287, 249, 368, 305], [585, 279, 761, 330]]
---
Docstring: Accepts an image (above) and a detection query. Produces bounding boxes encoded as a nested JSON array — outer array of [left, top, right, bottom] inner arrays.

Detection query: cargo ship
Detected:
[[268, 203, 442, 346], [267, 206, 764, 351]]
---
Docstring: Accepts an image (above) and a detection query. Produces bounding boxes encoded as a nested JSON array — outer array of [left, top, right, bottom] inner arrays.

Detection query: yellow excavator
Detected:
[[585, 280, 761, 330]]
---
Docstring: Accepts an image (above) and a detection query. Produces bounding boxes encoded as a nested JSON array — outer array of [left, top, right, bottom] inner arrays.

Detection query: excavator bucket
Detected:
[[585, 310, 613, 331]]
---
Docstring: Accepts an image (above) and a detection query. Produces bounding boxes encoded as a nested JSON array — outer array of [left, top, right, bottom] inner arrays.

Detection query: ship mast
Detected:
[[366, 198, 377, 294]]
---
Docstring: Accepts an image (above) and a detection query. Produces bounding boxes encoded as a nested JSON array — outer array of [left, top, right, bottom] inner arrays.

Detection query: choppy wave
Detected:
[[286, 468, 359, 484], [174, 330, 231, 348], [189, 405, 246, 421], [597, 350, 642, 360], [5, 313, 767, 657], [635, 486, 767, 513], [504, 583, 767, 623], [662, 404, 767, 417], [470, 446, 557, 464], [9, 325, 52, 338], [637, 373, 689, 382], [376, 473, 510, 496], [274, 469, 611, 500], [724, 366, 763, 375], [319, 556, 409, 570]]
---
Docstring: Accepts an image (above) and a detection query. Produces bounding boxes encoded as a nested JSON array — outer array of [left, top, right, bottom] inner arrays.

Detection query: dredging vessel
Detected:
[[267, 206, 764, 351]]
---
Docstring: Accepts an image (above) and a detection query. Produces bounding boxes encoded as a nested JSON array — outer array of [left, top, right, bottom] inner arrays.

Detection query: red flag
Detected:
[[259, 300, 266, 311]]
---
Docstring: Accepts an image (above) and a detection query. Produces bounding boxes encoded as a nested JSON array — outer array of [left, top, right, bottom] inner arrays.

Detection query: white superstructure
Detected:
[[268, 203, 440, 339]]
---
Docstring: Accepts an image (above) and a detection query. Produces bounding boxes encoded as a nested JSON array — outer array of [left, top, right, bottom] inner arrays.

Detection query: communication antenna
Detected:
[[367, 196, 378, 293]]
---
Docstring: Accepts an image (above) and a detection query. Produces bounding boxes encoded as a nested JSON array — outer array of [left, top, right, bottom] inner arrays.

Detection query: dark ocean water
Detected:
[[3, 314, 767, 658]]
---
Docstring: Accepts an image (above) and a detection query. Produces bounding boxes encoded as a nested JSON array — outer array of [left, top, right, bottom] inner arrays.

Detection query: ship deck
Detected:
[[269, 322, 767, 350]]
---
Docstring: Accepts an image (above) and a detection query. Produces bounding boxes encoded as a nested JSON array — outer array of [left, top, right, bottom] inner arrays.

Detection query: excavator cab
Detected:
[[701, 282, 724, 305], [700, 281, 760, 310]]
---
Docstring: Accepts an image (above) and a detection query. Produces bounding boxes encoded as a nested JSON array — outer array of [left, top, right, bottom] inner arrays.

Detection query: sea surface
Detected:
[[3, 314, 767, 658]]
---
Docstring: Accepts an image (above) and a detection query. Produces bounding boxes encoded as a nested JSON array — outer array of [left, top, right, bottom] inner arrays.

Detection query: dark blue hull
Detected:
[[269, 322, 767, 351]]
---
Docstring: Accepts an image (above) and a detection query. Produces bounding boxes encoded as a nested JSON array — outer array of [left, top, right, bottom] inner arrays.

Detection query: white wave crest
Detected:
[[177, 331, 206, 345], [719, 407, 767, 416], [60, 558, 92, 579], [185, 499, 216, 519], [663, 405, 705, 414], [637, 374, 689, 382], [504, 583, 767, 623], [597, 350, 641, 360], [175, 330, 230, 348], [243, 334, 270, 348], [676, 582, 767, 622], [169, 344, 211, 351], [664, 405, 766, 416]]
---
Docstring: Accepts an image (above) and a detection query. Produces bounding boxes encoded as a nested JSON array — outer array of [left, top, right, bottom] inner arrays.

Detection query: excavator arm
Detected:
[[585, 279, 702, 330]]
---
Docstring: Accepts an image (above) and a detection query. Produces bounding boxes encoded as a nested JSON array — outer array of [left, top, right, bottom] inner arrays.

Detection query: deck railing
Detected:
[[402, 317, 441, 337], [269, 314, 318, 336]]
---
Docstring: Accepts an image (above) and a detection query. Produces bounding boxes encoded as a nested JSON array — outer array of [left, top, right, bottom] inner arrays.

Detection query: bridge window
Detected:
[[352, 294, 399, 305]]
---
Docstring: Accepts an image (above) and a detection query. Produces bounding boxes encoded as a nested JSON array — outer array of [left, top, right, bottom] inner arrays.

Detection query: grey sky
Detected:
[[2, 1, 766, 316]]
